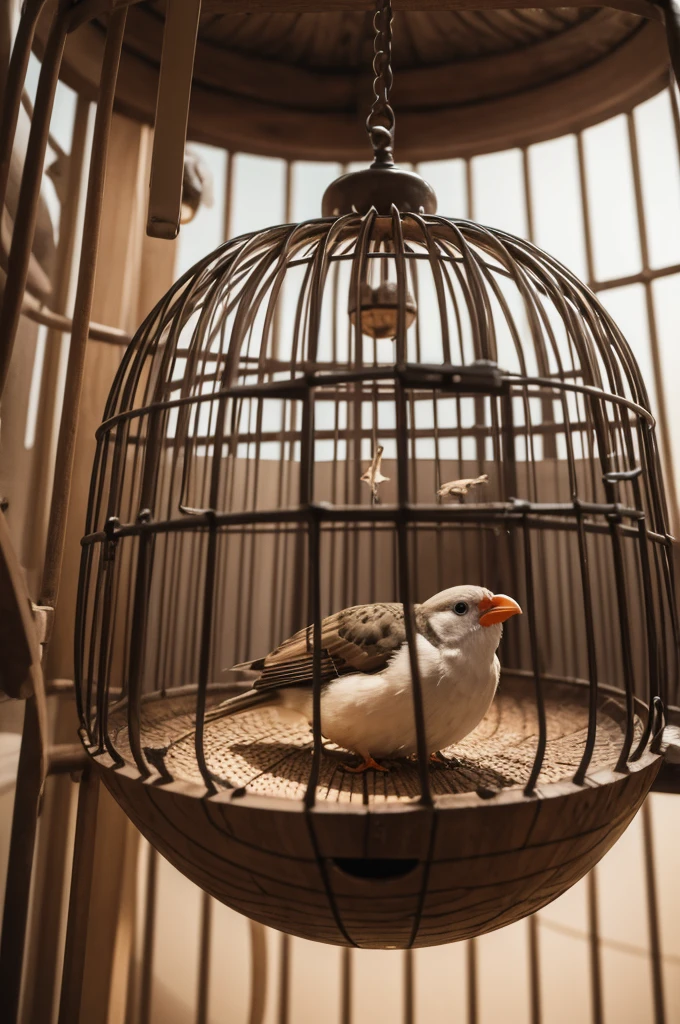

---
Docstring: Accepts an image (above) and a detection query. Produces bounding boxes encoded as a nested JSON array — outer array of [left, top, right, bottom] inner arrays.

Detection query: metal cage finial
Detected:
[[322, 0, 437, 217]]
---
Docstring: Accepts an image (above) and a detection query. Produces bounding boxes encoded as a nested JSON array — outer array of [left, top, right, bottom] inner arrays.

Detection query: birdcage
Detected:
[[72, 4, 677, 948]]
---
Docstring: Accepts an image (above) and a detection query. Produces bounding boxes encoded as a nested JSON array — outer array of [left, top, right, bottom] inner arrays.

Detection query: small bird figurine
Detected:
[[438, 474, 488, 499], [205, 586, 522, 772], [360, 445, 390, 502]]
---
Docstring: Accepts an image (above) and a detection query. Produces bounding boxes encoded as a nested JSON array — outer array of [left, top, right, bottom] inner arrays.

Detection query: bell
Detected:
[[350, 281, 417, 339]]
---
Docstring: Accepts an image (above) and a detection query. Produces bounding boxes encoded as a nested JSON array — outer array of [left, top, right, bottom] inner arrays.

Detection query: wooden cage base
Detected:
[[102, 674, 644, 803], [91, 675, 661, 947]]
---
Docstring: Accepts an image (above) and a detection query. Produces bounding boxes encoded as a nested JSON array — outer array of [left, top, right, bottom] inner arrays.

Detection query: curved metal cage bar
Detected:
[[76, 209, 678, 810]]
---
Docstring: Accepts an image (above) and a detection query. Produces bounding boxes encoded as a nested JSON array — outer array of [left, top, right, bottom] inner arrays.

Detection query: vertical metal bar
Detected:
[[0, 0, 69, 398], [147, 0, 202, 238], [467, 939, 478, 1024], [298, 246, 321, 783], [277, 932, 290, 1024], [341, 947, 352, 1024], [195, 517, 218, 794], [95, 535, 122, 762], [0, 698, 43, 1024], [395, 503, 431, 805], [501, 385, 518, 498], [587, 871, 603, 1024], [631, 507, 662, 757], [528, 915, 541, 1024], [248, 922, 267, 1024], [609, 520, 637, 772], [523, 517, 547, 794], [641, 801, 666, 1024], [195, 891, 212, 1024], [124, 532, 152, 778], [138, 846, 157, 1024], [57, 769, 101, 1024], [39, 6, 128, 608], [392, 209, 431, 807], [403, 948, 414, 1024], [573, 515, 600, 784], [0, 0, 47, 214], [304, 511, 323, 806]]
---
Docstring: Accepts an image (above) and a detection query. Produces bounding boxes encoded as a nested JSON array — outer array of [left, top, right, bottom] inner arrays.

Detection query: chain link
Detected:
[[366, 0, 395, 165]]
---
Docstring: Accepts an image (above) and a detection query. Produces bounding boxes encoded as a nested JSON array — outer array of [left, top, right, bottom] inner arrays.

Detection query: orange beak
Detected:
[[478, 593, 522, 627]]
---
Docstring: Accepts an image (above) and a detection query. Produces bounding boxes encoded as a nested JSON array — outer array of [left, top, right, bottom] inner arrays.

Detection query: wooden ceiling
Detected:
[[151, 4, 601, 67], [38, 3, 670, 160]]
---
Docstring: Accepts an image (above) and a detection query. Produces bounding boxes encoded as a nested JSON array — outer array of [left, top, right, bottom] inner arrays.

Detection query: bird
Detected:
[[203, 586, 522, 773]]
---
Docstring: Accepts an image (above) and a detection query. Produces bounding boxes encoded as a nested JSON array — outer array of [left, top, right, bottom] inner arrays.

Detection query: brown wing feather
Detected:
[[231, 603, 406, 693]]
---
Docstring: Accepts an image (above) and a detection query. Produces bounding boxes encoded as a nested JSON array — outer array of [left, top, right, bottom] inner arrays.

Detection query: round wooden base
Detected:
[[91, 675, 661, 948]]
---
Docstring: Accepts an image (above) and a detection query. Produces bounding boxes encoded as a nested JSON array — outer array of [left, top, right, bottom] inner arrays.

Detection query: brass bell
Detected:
[[350, 281, 417, 339]]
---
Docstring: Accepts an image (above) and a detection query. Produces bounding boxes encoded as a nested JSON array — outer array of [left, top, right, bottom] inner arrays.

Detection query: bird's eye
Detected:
[[453, 601, 469, 615]]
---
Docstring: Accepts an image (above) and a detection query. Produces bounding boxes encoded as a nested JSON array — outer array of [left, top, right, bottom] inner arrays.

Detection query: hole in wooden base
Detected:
[[332, 858, 419, 881]]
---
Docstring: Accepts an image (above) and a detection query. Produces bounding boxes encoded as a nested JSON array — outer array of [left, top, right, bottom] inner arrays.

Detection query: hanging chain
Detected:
[[366, 0, 395, 166]]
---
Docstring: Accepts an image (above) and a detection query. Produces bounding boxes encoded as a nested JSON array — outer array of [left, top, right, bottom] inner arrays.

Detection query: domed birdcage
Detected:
[[75, 2, 677, 950]]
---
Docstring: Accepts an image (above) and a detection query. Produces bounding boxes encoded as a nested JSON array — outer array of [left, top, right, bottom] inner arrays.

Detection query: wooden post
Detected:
[[39, 8, 127, 610], [42, 107, 178, 1023], [146, 0, 202, 239]]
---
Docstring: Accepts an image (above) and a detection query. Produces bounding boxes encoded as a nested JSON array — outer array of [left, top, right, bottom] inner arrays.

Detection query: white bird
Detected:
[[205, 586, 522, 773]]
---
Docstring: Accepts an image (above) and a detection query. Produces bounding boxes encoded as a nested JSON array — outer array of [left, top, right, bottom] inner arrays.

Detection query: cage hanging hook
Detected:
[[366, 0, 395, 167]]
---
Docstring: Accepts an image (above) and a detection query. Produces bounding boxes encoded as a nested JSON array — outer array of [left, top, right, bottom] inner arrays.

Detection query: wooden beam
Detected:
[[146, 0, 201, 240]]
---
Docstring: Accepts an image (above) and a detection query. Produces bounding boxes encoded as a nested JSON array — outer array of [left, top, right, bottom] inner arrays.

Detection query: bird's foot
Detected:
[[341, 755, 389, 773], [430, 751, 462, 769]]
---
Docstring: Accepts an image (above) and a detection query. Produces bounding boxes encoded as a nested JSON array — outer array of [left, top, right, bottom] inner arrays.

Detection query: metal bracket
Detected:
[[398, 360, 504, 393]]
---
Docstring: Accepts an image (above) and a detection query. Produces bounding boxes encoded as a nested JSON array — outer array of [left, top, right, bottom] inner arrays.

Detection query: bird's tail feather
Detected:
[[229, 656, 265, 674], [204, 688, 270, 724]]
